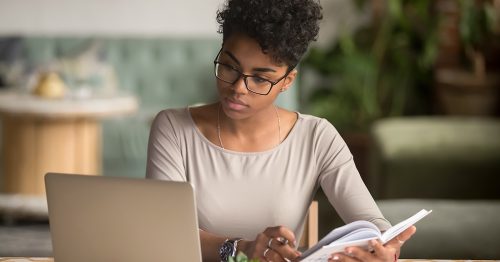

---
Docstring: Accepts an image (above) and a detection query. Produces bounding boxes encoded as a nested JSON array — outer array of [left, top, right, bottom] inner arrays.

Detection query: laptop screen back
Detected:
[[45, 173, 202, 262]]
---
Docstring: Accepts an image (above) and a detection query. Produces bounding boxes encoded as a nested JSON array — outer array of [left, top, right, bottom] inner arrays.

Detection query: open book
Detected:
[[299, 209, 432, 262]]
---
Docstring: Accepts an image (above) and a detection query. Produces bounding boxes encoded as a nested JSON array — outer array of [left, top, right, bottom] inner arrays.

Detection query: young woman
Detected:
[[146, 0, 416, 262]]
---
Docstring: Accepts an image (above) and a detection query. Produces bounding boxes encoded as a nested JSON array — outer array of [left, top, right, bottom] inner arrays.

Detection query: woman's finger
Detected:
[[264, 248, 286, 262], [369, 239, 388, 258], [253, 233, 272, 259], [329, 253, 362, 262], [269, 237, 299, 261], [345, 246, 376, 262], [385, 226, 417, 248], [264, 226, 297, 248]]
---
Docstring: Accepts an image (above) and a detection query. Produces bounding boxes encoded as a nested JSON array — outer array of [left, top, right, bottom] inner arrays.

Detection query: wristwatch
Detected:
[[220, 238, 243, 262]]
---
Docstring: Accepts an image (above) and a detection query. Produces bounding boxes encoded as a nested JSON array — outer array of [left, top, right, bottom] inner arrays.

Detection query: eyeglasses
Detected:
[[213, 48, 290, 95]]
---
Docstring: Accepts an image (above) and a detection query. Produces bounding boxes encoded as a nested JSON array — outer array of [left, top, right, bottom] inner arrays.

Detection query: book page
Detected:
[[299, 221, 380, 258], [327, 228, 381, 246], [301, 237, 380, 262], [381, 209, 432, 243]]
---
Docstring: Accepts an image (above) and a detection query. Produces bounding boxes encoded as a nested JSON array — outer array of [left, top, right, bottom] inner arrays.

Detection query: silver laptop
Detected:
[[45, 173, 202, 262]]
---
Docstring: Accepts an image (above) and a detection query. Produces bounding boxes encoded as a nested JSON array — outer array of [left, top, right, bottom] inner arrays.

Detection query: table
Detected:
[[0, 259, 498, 262], [0, 90, 138, 196]]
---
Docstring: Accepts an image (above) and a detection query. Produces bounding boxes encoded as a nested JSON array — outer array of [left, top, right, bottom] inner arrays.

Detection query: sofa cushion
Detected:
[[377, 199, 500, 259], [370, 117, 500, 199]]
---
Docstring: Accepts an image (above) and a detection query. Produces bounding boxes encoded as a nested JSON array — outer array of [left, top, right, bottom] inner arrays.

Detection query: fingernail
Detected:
[[333, 256, 339, 260], [293, 240, 297, 247], [371, 240, 377, 246], [346, 249, 352, 254]]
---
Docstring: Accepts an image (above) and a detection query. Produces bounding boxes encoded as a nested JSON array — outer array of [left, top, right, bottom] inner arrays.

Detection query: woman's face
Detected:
[[216, 33, 296, 120]]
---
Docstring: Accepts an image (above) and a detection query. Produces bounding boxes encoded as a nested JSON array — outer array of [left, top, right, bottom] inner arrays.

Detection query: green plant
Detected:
[[302, 0, 439, 132], [458, 0, 499, 74], [459, 0, 499, 50], [228, 252, 260, 262]]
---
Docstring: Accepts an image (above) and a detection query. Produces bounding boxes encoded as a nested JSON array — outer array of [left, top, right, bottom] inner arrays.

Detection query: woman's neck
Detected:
[[219, 102, 280, 142]]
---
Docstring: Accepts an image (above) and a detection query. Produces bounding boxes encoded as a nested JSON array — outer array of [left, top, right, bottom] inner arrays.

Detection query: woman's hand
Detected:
[[239, 226, 301, 262], [329, 226, 417, 262]]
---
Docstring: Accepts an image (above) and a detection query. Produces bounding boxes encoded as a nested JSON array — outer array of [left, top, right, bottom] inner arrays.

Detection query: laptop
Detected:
[[45, 173, 202, 262]]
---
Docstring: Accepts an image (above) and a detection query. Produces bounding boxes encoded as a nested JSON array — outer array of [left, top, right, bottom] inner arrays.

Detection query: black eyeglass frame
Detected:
[[213, 48, 292, 95]]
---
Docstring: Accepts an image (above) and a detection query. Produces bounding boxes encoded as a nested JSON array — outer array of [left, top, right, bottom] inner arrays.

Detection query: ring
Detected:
[[278, 237, 289, 246], [396, 235, 405, 244], [263, 248, 270, 257], [268, 238, 274, 247]]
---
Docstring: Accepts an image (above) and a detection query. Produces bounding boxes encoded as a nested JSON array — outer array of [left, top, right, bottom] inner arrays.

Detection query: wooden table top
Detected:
[[0, 259, 498, 262], [0, 90, 138, 119]]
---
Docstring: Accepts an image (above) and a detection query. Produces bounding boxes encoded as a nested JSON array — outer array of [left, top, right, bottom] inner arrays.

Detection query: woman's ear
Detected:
[[280, 69, 297, 92]]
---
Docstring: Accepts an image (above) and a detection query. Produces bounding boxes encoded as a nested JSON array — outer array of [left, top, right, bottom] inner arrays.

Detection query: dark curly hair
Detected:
[[216, 0, 323, 70]]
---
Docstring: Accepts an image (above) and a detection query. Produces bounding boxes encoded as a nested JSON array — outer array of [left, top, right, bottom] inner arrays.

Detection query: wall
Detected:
[[0, 0, 362, 45], [0, 0, 224, 38]]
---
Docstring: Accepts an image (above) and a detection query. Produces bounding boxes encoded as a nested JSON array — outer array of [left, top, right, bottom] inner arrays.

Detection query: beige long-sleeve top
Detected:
[[145, 107, 391, 243]]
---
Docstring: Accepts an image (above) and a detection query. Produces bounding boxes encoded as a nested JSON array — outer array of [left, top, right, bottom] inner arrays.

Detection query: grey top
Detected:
[[146, 107, 391, 242]]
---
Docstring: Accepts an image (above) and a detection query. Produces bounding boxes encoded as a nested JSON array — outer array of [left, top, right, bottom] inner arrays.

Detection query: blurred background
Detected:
[[0, 0, 499, 259]]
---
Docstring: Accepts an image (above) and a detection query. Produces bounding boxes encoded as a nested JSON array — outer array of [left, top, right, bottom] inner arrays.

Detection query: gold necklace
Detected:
[[217, 103, 282, 150]]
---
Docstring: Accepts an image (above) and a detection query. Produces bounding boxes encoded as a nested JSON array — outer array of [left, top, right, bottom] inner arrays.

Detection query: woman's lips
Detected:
[[225, 97, 248, 111]]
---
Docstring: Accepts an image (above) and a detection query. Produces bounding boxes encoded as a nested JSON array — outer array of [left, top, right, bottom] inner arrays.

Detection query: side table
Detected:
[[0, 91, 138, 196]]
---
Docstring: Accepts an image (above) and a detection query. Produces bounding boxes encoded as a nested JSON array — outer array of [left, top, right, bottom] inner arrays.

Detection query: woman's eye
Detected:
[[223, 64, 238, 71], [253, 77, 267, 83]]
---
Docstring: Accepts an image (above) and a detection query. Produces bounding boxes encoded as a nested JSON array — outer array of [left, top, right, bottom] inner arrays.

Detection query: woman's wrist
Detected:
[[236, 239, 251, 257]]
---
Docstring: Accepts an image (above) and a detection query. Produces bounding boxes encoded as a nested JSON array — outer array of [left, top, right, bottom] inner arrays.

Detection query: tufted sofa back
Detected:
[[20, 37, 222, 107]]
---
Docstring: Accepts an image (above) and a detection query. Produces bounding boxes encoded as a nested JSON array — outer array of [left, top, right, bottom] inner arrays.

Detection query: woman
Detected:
[[146, 0, 416, 262]]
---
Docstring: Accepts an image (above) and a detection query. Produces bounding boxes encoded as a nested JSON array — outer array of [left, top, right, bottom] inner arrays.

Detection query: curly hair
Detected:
[[216, 0, 323, 70]]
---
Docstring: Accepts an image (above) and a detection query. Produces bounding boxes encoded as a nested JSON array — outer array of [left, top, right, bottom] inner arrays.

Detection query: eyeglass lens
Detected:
[[215, 63, 272, 94]]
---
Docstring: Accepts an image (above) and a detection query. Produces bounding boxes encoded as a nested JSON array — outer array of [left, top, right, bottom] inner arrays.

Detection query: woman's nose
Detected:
[[231, 76, 248, 94]]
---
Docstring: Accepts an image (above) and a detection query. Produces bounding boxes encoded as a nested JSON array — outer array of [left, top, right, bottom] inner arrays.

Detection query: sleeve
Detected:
[[145, 110, 187, 182], [314, 119, 392, 232]]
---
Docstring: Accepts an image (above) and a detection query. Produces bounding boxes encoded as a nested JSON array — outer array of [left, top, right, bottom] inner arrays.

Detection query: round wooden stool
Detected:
[[0, 91, 138, 196]]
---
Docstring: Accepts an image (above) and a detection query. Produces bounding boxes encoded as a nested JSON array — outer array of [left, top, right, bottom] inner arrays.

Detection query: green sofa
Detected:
[[378, 199, 500, 259], [368, 117, 500, 259], [312, 116, 500, 259]]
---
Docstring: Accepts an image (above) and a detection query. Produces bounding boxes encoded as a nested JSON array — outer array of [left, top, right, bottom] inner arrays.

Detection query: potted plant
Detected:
[[434, 0, 500, 116]]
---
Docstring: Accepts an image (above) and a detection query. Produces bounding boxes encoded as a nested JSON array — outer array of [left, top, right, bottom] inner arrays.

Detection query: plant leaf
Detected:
[[235, 252, 248, 262], [388, 0, 402, 19]]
